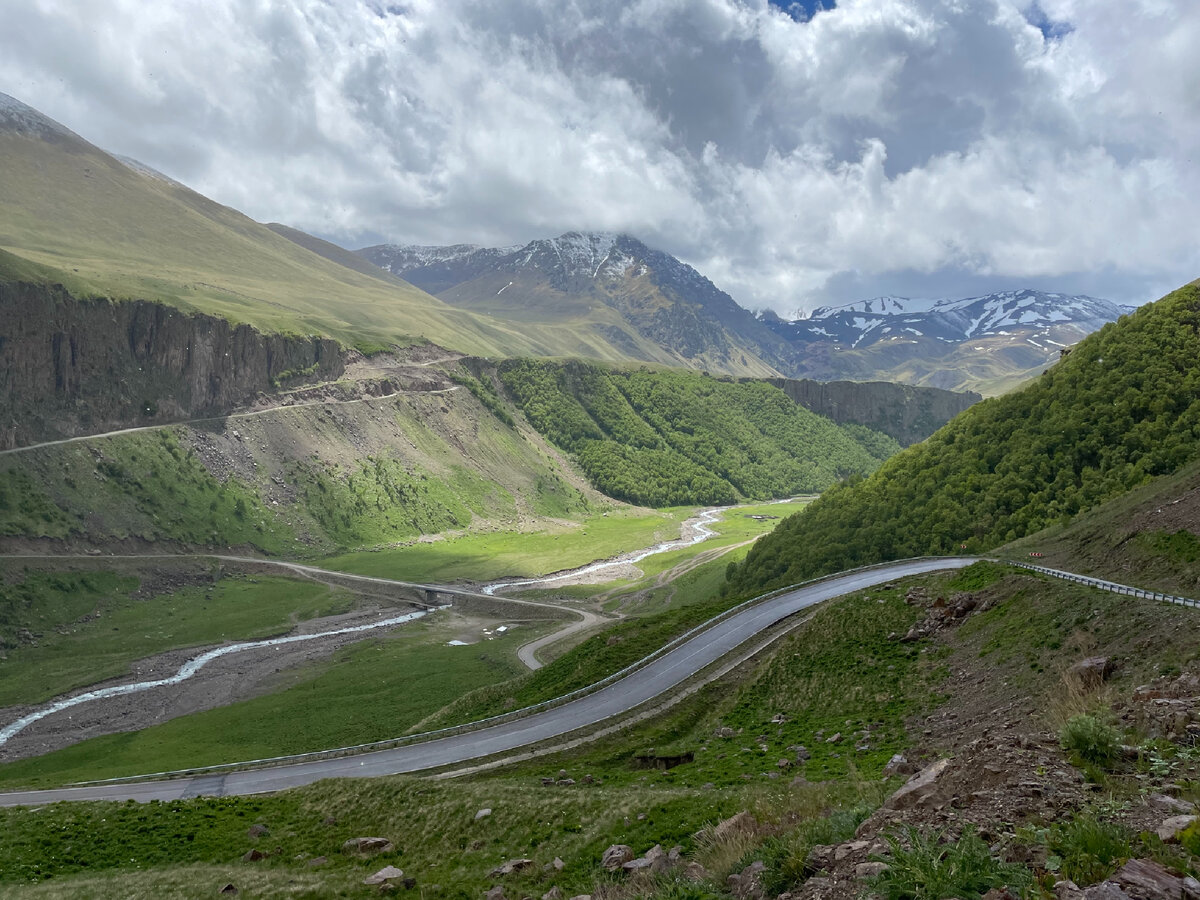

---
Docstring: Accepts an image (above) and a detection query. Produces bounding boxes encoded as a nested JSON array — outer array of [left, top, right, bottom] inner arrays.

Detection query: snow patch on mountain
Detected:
[[763, 289, 1128, 351]]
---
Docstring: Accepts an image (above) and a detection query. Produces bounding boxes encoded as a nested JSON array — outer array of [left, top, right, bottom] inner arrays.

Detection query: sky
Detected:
[[2, 0, 1198, 316]]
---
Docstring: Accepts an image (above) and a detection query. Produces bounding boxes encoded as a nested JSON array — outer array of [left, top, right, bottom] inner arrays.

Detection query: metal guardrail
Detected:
[[66, 555, 961, 787], [67, 555, 1199, 788], [1003, 560, 1200, 609]]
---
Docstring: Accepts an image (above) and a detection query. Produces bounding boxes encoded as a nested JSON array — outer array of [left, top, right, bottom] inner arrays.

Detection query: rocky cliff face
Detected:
[[764, 377, 980, 446], [0, 282, 343, 448]]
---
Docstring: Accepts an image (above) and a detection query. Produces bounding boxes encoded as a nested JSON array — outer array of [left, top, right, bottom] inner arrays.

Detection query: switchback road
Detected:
[[0, 556, 977, 806]]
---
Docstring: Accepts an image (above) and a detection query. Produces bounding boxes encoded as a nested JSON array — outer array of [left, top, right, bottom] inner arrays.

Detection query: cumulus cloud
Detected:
[[1, 0, 1197, 312]]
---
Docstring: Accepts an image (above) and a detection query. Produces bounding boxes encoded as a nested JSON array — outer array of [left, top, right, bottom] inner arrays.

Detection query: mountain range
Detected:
[[0, 88, 1134, 399], [361, 238, 1134, 395]]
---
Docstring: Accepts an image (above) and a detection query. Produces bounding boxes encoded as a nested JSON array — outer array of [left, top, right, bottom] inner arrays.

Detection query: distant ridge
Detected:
[[758, 289, 1133, 394], [361, 232, 793, 379]]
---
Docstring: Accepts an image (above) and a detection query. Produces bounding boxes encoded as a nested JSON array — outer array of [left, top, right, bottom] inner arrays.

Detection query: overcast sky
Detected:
[[2, 0, 1197, 314]]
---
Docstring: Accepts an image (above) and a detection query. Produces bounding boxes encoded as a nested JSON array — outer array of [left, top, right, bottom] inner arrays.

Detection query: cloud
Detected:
[[1, 0, 1198, 312]]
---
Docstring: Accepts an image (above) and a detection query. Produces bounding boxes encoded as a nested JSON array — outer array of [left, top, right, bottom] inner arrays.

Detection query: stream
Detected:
[[480, 506, 726, 595], [0, 609, 436, 748]]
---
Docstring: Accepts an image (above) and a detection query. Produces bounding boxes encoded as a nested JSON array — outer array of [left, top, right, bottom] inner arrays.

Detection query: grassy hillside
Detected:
[[498, 360, 899, 506], [0, 382, 597, 555], [1000, 454, 1200, 596], [728, 282, 1200, 592]]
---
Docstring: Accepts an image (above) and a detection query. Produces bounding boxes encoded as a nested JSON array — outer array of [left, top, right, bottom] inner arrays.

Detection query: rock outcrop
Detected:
[[0, 282, 343, 448], [764, 376, 979, 446]]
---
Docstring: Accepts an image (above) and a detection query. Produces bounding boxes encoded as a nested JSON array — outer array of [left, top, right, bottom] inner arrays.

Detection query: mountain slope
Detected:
[[361, 232, 791, 378], [728, 281, 1200, 592], [0, 93, 757, 369], [495, 359, 898, 506], [761, 290, 1133, 394]]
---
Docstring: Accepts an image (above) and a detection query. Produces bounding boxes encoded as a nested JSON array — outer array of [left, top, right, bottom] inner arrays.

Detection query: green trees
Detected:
[[728, 283, 1200, 592], [498, 360, 897, 507]]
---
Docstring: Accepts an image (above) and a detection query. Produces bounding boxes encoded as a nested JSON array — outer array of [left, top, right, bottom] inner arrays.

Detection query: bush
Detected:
[[870, 826, 1030, 900], [756, 806, 873, 894], [1060, 714, 1123, 767], [1045, 815, 1131, 884]]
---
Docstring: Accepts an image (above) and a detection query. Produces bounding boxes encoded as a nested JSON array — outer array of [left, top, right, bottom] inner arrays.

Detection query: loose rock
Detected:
[[1155, 814, 1198, 843], [343, 837, 394, 855], [364, 866, 406, 886], [601, 845, 634, 870], [488, 859, 534, 877], [856, 862, 889, 879], [885, 758, 951, 810]]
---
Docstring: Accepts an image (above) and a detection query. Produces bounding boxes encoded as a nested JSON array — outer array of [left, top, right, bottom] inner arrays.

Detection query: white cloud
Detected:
[[1, 0, 1198, 311]]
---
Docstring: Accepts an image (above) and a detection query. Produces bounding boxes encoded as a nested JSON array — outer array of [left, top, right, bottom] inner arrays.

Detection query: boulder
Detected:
[[1148, 794, 1195, 814], [683, 861, 708, 881], [805, 844, 834, 874], [1067, 657, 1114, 690], [246, 824, 270, 839], [551, 857, 565, 871], [883, 754, 916, 777], [1082, 885, 1130, 899], [885, 758, 951, 810], [542, 890, 562, 900], [219, 886, 238, 896], [1156, 815, 1198, 843], [364, 866, 406, 886], [1112, 858, 1191, 898], [475, 808, 493, 821], [485, 888, 506, 900], [601, 845, 634, 870], [488, 859, 534, 877], [834, 840, 870, 861], [306, 856, 328, 868], [240, 849, 265, 862], [343, 837, 395, 855], [727, 860, 766, 900]]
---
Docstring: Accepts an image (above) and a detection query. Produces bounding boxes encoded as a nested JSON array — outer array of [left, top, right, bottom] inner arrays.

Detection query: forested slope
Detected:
[[498, 360, 898, 506], [728, 282, 1200, 592]]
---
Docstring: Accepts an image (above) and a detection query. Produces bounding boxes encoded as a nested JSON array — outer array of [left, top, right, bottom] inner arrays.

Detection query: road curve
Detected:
[[0, 557, 976, 807]]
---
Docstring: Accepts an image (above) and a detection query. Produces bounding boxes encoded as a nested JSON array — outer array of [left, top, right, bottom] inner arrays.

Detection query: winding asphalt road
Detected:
[[0, 556, 977, 807]]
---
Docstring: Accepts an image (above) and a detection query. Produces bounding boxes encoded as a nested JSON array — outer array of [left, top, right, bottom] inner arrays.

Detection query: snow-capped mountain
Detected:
[[767, 290, 1132, 351], [359, 232, 790, 374], [760, 289, 1135, 393], [363, 232, 698, 296]]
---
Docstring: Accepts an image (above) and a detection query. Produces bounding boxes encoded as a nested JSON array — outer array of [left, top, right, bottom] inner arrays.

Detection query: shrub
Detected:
[[1060, 714, 1123, 767], [1045, 815, 1132, 884], [870, 826, 1030, 900], [756, 805, 873, 894]]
